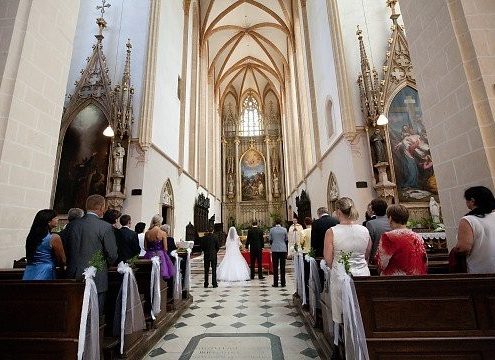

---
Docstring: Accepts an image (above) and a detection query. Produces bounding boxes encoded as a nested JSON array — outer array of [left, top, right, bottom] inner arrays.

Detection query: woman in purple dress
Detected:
[[144, 215, 176, 279]]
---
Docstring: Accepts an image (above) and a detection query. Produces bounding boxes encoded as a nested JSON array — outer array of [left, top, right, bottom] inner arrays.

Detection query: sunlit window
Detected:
[[239, 95, 263, 136]]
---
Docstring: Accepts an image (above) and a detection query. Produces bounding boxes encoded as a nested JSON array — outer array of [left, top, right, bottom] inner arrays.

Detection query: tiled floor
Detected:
[[143, 256, 320, 359]]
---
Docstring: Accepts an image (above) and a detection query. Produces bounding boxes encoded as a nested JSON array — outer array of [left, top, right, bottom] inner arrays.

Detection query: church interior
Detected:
[[0, 0, 494, 359]]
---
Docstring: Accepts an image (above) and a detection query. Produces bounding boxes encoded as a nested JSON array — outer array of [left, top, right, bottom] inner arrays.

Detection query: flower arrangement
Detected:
[[88, 250, 105, 271], [338, 250, 353, 274]]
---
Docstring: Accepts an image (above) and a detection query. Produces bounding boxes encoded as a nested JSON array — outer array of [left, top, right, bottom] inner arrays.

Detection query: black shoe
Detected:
[[272, 284, 278, 287], [212, 284, 218, 288], [281, 284, 286, 287], [250, 277, 255, 280], [259, 276, 265, 280], [204, 284, 209, 288]]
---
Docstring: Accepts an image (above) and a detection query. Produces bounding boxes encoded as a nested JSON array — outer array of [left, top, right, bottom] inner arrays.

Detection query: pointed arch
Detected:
[[160, 179, 175, 235]]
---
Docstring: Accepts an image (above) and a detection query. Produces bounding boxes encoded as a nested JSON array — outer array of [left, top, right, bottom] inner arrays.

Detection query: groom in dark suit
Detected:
[[246, 221, 265, 279]]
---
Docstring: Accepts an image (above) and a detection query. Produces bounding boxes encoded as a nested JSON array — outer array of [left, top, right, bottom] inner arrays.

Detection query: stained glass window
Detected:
[[239, 95, 263, 136]]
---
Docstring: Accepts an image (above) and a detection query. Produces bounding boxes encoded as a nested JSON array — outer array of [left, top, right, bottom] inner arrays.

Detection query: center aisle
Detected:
[[143, 252, 321, 359]]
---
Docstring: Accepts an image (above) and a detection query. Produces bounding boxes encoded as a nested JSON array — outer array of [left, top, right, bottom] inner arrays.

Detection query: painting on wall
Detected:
[[387, 86, 438, 202], [54, 104, 111, 213], [241, 149, 266, 201]]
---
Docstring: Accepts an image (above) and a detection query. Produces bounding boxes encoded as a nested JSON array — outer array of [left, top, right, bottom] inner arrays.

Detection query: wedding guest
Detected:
[[160, 224, 177, 255], [117, 214, 140, 263], [269, 218, 288, 287], [65, 195, 118, 314], [288, 217, 303, 259], [454, 186, 495, 273], [299, 217, 312, 305], [323, 197, 370, 354], [366, 198, 391, 263], [135, 222, 146, 256], [144, 215, 176, 280], [312, 208, 339, 259], [362, 202, 375, 227], [375, 205, 427, 276], [23, 209, 66, 280], [103, 209, 121, 228], [58, 207, 84, 251]]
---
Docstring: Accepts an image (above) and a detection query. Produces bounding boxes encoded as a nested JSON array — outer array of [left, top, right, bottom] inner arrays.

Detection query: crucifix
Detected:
[[404, 95, 418, 124], [97, 0, 111, 19]]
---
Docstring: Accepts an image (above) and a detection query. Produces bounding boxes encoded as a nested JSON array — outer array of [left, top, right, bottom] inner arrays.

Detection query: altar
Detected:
[[241, 249, 273, 274]]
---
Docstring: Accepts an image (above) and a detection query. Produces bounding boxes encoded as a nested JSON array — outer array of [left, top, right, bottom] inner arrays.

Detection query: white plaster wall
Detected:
[[152, 0, 183, 162], [337, 0, 403, 127], [125, 147, 198, 241], [287, 137, 374, 224], [66, 0, 150, 137], [306, 0, 343, 153]]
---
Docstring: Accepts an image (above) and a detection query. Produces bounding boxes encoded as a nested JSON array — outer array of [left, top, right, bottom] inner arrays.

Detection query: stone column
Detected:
[[0, 0, 80, 266], [265, 137, 273, 203]]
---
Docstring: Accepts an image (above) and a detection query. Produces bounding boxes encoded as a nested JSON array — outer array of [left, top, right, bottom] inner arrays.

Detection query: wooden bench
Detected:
[[0, 278, 85, 360], [354, 273, 495, 359]]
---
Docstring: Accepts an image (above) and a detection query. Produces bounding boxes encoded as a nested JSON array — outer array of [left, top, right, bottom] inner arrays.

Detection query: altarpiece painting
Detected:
[[241, 149, 266, 201]]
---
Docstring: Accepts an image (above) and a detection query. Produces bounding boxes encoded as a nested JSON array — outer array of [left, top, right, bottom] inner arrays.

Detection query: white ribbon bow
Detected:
[[77, 266, 100, 360], [117, 262, 132, 354], [170, 250, 182, 300], [342, 275, 369, 360], [150, 256, 161, 320]]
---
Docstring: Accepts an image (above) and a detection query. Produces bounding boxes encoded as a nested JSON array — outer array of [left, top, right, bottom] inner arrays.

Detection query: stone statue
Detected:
[[162, 190, 171, 206], [370, 128, 386, 163], [227, 174, 234, 195], [273, 173, 280, 196], [429, 196, 440, 223], [112, 142, 125, 175], [226, 156, 234, 174], [328, 174, 339, 201]]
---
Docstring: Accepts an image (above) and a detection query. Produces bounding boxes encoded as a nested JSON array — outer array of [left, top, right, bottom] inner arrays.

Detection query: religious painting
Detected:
[[54, 104, 111, 213], [387, 86, 438, 202], [241, 149, 266, 201]]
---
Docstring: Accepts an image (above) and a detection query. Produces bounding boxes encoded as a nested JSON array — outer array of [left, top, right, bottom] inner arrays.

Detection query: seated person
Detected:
[[375, 204, 427, 276]]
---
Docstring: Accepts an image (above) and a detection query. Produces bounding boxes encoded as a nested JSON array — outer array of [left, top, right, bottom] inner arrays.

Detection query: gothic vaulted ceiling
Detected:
[[201, 0, 293, 103]]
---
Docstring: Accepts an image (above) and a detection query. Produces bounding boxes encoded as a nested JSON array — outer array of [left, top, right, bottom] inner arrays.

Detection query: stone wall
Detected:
[[0, 0, 80, 267], [400, 0, 495, 246]]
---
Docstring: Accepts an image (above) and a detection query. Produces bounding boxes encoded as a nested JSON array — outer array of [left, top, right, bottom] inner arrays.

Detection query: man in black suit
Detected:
[[66, 195, 118, 315], [245, 220, 265, 279], [117, 214, 141, 263], [311, 207, 339, 258], [201, 228, 220, 288]]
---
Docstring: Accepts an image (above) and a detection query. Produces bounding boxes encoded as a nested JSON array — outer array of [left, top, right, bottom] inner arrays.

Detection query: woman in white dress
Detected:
[[217, 227, 251, 282], [323, 197, 371, 353]]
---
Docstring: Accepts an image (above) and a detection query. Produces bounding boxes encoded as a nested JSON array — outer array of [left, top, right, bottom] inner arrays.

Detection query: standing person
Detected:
[[323, 197, 371, 356], [454, 186, 495, 273], [160, 224, 177, 255], [288, 217, 303, 258], [218, 227, 250, 282], [65, 195, 118, 314], [23, 210, 66, 280], [375, 205, 427, 276], [134, 222, 146, 256], [117, 214, 141, 263], [362, 203, 375, 227], [366, 198, 391, 263], [245, 221, 265, 279], [298, 217, 312, 305], [269, 219, 288, 287], [144, 215, 176, 280], [311, 207, 339, 258], [58, 207, 84, 252], [201, 227, 220, 288]]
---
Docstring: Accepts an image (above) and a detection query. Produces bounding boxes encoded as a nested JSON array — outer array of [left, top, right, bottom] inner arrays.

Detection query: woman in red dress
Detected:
[[375, 204, 427, 276]]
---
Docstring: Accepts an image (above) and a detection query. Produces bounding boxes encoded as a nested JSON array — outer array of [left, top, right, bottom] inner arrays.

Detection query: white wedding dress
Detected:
[[217, 227, 250, 282]]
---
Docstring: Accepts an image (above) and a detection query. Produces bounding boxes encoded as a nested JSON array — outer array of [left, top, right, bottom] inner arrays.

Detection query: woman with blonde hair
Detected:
[[323, 197, 371, 353], [144, 214, 176, 279]]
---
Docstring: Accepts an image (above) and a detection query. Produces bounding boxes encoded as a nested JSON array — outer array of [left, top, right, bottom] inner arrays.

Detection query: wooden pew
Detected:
[[353, 274, 495, 359], [0, 278, 85, 360]]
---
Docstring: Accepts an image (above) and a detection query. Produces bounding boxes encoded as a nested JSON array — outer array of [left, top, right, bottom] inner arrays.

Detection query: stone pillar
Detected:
[[400, 0, 495, 247], [265, 138, 273, 203], [0, 0, 80, 266]]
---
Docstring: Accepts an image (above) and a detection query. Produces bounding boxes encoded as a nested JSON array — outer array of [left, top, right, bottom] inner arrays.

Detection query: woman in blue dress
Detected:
[[23, 209, 66, 280]]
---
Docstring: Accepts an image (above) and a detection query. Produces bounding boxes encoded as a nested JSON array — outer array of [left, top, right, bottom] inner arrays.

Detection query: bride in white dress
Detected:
[[217, 227, 251, 282]]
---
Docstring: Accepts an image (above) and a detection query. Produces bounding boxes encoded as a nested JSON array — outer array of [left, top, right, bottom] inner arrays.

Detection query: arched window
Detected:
[[239, 95, 263, 136]]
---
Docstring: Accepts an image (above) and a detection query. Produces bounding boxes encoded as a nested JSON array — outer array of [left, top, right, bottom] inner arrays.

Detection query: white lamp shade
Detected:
[[103, 125, 114, 137], [377, 114, 389, 126]]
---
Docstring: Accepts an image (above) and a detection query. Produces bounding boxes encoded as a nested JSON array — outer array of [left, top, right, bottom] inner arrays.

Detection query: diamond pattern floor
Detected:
[[143, 269, 320, 359]]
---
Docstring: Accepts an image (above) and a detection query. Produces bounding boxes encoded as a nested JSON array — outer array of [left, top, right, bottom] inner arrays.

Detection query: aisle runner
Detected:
[[180, 333, 283, 360]]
